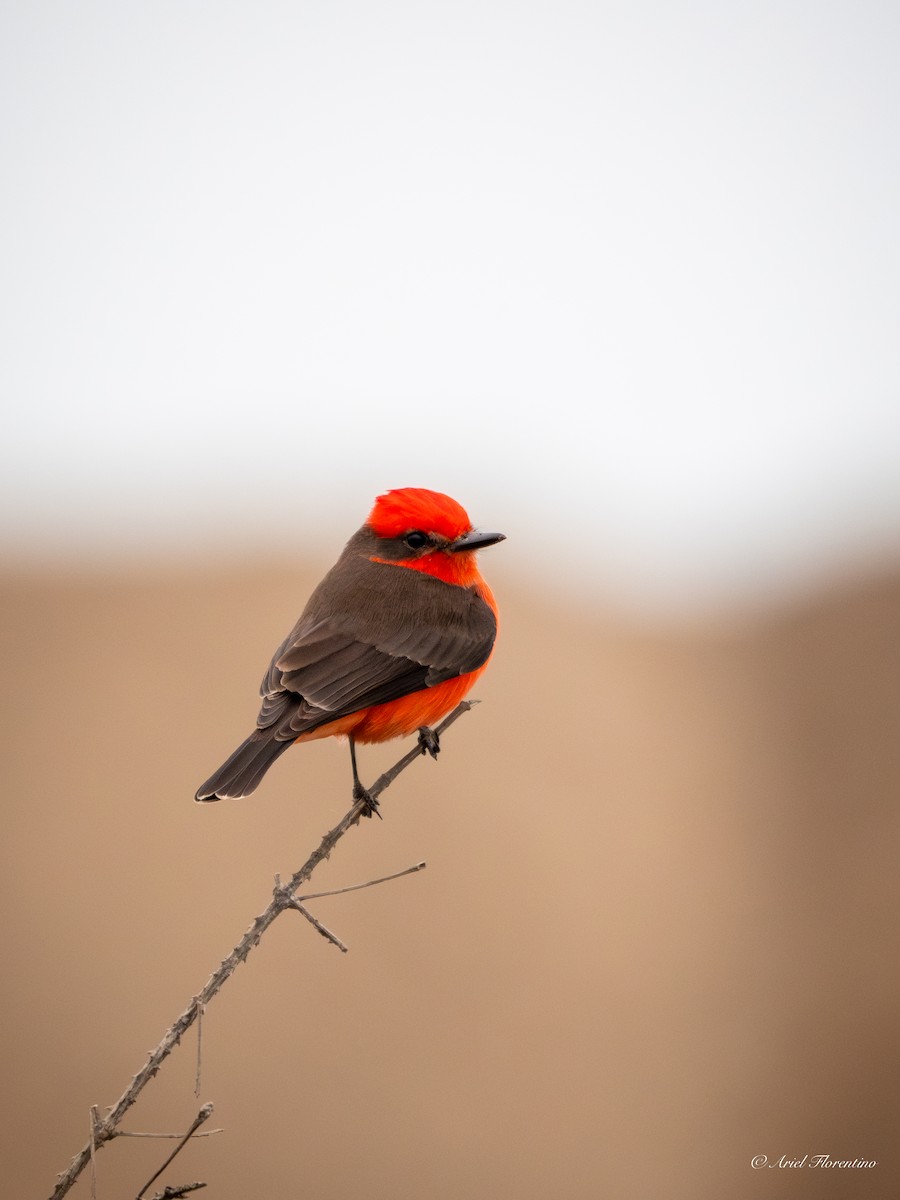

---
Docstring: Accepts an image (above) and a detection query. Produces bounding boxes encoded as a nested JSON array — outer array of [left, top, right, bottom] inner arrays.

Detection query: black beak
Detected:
[[450, 529, 507, 552]]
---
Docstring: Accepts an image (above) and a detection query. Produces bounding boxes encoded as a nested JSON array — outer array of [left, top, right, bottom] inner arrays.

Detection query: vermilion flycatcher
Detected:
[[195, 487, 504, 807]]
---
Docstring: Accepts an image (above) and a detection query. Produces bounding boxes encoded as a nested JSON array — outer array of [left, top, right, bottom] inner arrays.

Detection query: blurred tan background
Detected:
[[3, 551, 899, 1200]]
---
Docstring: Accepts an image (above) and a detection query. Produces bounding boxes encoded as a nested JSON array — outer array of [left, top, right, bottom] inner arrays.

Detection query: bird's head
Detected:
[[366, 487, 505, 581]]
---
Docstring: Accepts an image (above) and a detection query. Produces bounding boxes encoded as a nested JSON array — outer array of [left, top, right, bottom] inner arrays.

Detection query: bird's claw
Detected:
[[352, 781, 382, 819], [417, 726, 441, 759]]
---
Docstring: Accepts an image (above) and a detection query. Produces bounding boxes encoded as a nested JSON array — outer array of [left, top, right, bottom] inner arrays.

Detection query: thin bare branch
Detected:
[[193, 999, 204, 1099], [148, 1182, 207, 1199], [135, 1104, 213, 1200], [114, 1130, 223, 1140], [89, 1107, 99, 1200], [282, 858, 427, 950], [297, 860, 427, 902], [286, 899, 349, 952], [48, 700, 476, 1200]]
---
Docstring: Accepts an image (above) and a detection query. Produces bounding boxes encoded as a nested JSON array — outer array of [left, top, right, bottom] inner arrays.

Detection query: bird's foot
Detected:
[[353, 781, 382, 820], [417, 726, 441, 759]]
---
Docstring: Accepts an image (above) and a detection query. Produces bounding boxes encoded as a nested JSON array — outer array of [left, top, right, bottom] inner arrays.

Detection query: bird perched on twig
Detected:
[[195, 487, 505, 811]]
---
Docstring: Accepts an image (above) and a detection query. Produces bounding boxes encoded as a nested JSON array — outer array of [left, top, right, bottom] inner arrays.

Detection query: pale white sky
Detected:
[[2, 2, 899, 614]]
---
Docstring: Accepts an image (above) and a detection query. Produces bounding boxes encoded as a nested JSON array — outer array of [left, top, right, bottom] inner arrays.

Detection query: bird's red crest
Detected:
[[368, 488, 472, 541]]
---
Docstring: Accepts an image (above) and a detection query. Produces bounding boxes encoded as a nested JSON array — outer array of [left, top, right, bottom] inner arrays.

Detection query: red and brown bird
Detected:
[[195, 487, 505, 807]]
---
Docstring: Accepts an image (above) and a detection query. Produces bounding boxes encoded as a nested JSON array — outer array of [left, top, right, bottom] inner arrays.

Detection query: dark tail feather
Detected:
[[195, 730, 294, 802]]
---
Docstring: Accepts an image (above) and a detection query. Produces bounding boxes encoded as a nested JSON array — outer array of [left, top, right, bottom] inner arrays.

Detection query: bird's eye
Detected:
[[404, 530, 429, 550]]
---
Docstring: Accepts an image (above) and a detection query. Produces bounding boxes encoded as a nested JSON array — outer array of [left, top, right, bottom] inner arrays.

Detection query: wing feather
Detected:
[[253, 537, 496, 739]]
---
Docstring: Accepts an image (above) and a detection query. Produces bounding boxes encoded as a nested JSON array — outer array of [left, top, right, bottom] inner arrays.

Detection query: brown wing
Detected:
[[255, 528, 496, 743]]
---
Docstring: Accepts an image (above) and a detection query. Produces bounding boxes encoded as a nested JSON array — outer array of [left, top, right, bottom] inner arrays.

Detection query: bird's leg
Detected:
[[417, 726, 441, 759], [349, 736, 381, 819]]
